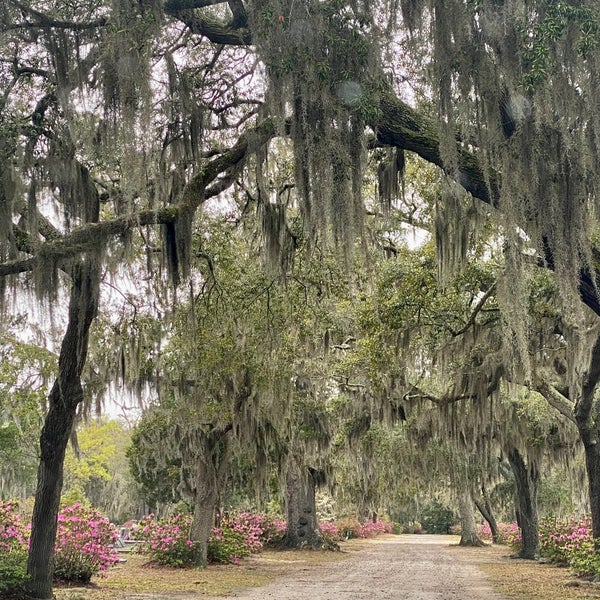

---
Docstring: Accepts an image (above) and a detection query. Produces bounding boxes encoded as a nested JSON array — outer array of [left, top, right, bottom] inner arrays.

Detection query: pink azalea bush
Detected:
[[208, 512, 284, 562], [53, 503, 120, 583], [319, 520, 342, 544], [479, 517, 600, 578], [478, 521, 521, 550], [132, 513, 200, 567], [133, 512, 287, 566], [334, 517, 393, 540], [0, 500, 119, 589], [539, 516, 600, 578]]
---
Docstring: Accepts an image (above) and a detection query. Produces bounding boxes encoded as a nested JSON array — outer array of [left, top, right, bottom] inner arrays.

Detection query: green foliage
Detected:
[[0, 547, 28, 594], [519, 2, 600, 90], [0, 331, 55, 497], [0, 500, 29, 594], [127, 405, 184, 507], [207, 526, 248, 564], [420, 501, 456, 534]]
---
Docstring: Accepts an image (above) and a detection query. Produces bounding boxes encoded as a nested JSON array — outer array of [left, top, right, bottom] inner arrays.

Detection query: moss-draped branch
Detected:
[[2, 119, 276, 277]]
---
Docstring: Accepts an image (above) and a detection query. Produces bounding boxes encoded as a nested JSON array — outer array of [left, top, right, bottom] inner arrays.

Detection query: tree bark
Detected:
[[284, 456, 323, 549], [25, 259, 101, 598], [507, 447, 539, 559], [458, 490, 485, 547], [188, 429, 231, 566]]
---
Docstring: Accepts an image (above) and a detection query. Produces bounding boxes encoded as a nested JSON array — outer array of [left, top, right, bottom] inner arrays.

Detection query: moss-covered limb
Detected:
[[165, 4, 252, 45], [227, 0, 248, 27], [534, 381, 575, 424], [181, 117, 276, 210], [374, 91, 498, 207], [164, 0, 225, 11], [0, 119, 276, 277], [6, 0, 108, 30]]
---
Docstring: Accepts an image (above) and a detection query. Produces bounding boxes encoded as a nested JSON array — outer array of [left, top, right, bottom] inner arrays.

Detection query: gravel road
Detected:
[[222, 534, 509, 600]]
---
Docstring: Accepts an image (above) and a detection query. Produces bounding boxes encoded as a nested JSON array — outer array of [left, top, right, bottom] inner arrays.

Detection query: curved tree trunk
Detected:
[[188, 429, 231, 566], [473, 487, 500, 544], [284, 456, 322, 549], [26, 259, 101, 599], [507, 447, 539, 559], [458, 490, 485, 547]]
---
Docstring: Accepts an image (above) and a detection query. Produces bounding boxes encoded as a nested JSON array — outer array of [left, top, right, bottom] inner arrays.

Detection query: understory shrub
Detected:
[[334, 517, 393, 539], [132, 513, 200, 567], [133, 512, 287, 566], [479, 521, 521, 549], [53, 503, 120, 583], [539, 516, 600, 578], [479, 516, 600, 578], [319, 521, 342, 545], [0, 500, 119, 587], [0, 500, 28, 593], [420, 501, 456, 534]]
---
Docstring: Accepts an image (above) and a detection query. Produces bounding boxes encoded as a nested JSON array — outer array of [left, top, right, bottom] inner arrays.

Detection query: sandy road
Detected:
[[219, 534, 509, 600]]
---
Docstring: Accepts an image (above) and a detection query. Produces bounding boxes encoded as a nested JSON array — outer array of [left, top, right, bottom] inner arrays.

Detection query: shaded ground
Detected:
[[55, 534, 600, 600]]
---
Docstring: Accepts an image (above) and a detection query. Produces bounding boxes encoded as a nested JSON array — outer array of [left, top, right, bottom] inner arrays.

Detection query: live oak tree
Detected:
[[3, 1, 600, 596]]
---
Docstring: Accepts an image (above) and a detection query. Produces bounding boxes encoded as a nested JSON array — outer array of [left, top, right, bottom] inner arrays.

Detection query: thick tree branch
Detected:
[[374, 91, 499, 208], [534, 380, 576, 424], [165, 7, 251, 45], [448, 283, 498, 337], [0, 119, 276, 276], [6, 1, 107, 30]]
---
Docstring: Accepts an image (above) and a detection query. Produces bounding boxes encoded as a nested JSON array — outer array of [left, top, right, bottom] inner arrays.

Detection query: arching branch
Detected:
[[0, 119, 276, 276]]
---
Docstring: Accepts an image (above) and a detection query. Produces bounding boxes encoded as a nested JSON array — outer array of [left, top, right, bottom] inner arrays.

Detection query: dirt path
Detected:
[[215, 534, 509, 599]]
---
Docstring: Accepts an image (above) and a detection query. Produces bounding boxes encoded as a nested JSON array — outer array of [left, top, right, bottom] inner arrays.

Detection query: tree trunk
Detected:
[[473, 490, 500, 544], [284, 456, 322, 549], [507, 447, 539, 559], [458, 490, 485, 547], [26, 259, 101, 599], [188, 429, 231, 566], [582, 443, 600, 542], [573, 332, 600, 543]]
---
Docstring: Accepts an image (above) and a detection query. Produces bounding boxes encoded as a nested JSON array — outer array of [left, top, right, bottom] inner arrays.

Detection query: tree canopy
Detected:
[[4, 0, 600, 596]]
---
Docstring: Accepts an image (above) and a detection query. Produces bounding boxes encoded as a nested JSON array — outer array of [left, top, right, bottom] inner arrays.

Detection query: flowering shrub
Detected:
[[479, 521, 521, 549], [260, 515, 286, 547], [319, 521, 342, 545], [334, 517, 392, 540], [208, 522, 248, 564], [53, 503, 120, 583], [0, 501, 119, 588], [132, 513, 200, 567], [0, 500, 29, 593], [209, 512, 287, 563], [539, 516, 600, 578], [133, 512, 286, 566]]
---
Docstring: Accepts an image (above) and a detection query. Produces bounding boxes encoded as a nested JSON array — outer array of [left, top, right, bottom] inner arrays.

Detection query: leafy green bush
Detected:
[[420, 501, 456, 534], [208, 524, 248, 564], [0, 500, 29, 593], [0, 547, 28, 594]]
